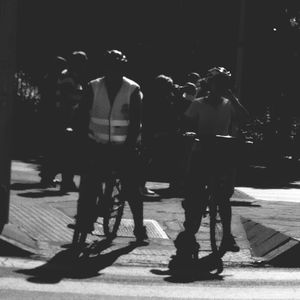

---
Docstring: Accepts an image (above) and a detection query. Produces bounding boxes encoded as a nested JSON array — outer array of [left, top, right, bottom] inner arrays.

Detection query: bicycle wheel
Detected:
[[103, 177, 125, 239], [209, 198, 226, 257]]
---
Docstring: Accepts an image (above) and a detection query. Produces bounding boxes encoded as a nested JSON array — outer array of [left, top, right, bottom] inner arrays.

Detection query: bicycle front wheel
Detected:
[[103, 178, 125, 239], [209, 199, 226, 257]]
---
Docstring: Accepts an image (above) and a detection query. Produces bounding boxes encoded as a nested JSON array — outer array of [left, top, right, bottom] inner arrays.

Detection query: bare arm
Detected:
[[73, 83, 93, 139], [226, 90, 250, 123]]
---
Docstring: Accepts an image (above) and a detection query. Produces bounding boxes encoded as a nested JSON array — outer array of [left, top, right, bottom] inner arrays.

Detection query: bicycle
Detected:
[[71, 169, 125, 248], [169, 132, 240, 275]]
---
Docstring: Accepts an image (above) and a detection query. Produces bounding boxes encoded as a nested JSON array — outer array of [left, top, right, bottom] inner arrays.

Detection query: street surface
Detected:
[[1, 258, 300, 299], [1, 160, 300, 299]]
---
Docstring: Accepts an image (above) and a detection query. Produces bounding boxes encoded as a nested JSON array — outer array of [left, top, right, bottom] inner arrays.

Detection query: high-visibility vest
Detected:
[[88, 76, 139, 144]]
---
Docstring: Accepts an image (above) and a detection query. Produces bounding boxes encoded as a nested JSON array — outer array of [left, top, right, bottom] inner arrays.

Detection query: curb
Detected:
[[0, 223, 37, 254], [240, 216, 300, 266]]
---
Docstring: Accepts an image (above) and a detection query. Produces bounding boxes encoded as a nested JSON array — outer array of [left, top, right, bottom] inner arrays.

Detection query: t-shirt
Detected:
[[184, 96, 235, 136]]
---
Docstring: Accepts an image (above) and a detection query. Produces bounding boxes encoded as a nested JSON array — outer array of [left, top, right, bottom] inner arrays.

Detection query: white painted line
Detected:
[[145, 219, 169, 239], [11, 161, 37, 173], [236, 187, 300, 203], [0, 277, 300, 299]]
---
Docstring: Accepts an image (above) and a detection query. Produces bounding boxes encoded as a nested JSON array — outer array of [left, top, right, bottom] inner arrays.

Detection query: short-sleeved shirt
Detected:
[[184, 96, 235, 136]]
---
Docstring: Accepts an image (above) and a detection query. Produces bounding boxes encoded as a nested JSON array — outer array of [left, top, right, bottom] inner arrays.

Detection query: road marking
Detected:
[[0, 276, 300, 299], [11, 161, 37, 173], [236, 187, 300, 203]]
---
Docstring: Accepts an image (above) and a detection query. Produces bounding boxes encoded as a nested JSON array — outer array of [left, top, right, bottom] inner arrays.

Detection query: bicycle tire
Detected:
[[103, 177, 125, 239], [209, 198, 226, 257]]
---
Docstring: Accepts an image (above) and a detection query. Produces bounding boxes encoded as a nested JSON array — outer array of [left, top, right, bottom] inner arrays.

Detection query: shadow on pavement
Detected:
[[15, 239, 142, 284], [17, 190, 69, 198], [154, 188, 184, 199], [231, 200, 261, 207], [11, 182, 43, 190], [151, 253, 224, 283], [267, 243, 300, 268], [0, 239, 33, 258], [238, 163, 300, 189]]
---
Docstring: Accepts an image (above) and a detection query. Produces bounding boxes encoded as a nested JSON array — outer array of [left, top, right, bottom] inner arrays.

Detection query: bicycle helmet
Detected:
[[207, 66, 231, 78], [105, 49, 128, 64], [70, 51, 88, 67]]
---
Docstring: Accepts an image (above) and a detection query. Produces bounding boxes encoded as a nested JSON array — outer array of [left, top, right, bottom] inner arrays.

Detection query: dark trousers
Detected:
[[182, 144, 236, 236], [76, 141, 143, 231]]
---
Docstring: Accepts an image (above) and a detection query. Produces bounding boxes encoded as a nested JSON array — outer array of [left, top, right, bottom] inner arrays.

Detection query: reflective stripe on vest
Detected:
[[88, 77, 139, 144]]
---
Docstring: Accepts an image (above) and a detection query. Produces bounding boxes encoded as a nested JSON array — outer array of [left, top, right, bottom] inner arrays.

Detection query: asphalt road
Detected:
[[1, 258, 300, 299]]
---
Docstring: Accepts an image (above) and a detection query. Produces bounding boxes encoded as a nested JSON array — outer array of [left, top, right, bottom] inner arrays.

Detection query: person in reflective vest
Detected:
[[75, 50, 147, 243]]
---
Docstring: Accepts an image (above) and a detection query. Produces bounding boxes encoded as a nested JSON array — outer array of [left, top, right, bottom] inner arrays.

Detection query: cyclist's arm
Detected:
[[73, 82, 93, 139], [226, 90, 250, 123], [125, 87, 143, 149]]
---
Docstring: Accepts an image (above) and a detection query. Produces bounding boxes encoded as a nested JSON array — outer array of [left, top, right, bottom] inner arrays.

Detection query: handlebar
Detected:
[[182, 131, 254, 147]]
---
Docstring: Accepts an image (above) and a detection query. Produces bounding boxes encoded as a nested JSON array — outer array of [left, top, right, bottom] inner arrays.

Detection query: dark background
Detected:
[[16, 0, 300, 114], [17, 0, 239, 83]]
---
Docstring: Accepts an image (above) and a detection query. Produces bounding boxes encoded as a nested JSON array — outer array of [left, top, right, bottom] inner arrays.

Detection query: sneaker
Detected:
[[140, 187, 160, 199], [221, 234, 240, 252], [40, 178, 58, 188]]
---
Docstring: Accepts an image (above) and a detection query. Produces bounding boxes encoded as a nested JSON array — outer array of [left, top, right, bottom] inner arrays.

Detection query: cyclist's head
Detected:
[[186, 72, 201, 84], [154, 74, 174, 96], [182, 82, 197, 97], [69, 51, 88, 77], [104, 49, 128, 79], [206, 67, 232, 94], [50, 56, 67, 75]]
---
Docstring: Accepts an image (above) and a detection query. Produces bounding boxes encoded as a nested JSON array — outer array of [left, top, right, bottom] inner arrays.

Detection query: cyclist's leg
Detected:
[[182, 151, 208, 235], [76, 170, 99, 232], [76, 143, 106, 232], [118, 147, 147, 241], [214, 166, 239, 251]]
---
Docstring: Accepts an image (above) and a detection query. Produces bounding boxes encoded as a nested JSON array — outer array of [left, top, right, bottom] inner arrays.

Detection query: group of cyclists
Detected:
[[40, 49, 249, 272]]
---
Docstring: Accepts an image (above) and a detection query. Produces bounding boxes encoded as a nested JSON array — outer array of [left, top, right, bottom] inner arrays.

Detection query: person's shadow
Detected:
[[151, 252, 225, 283], [15, 238, 142, 284]]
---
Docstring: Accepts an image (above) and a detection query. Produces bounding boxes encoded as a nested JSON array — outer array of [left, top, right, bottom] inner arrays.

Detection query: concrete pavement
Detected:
[[1, 160, 300, 268]]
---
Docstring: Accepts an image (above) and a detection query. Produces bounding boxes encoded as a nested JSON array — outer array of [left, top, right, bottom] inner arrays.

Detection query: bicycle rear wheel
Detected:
[[209, 198, 226, 257], [103, 178, 125, 239]]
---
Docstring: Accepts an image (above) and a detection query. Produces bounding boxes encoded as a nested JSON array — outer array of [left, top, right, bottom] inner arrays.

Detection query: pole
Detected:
[[0, 0, 18, 232], [235, 0, 246, 101]]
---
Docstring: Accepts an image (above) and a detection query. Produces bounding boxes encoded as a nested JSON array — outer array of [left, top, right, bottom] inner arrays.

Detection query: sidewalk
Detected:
[[1, 160, 300, 268]]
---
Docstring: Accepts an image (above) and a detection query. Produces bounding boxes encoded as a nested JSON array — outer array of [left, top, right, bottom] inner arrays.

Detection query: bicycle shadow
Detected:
[[15, 239, 141, 284], [11, 182, 43, 191], [17, 190, 71, 198], [151, 253, 224, 283]]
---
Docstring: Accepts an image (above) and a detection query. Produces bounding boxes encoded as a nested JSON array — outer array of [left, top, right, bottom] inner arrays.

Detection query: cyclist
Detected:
[[174, 67, 249, 258], [74, 50, 148, 243], [58, 51, 89, 193]]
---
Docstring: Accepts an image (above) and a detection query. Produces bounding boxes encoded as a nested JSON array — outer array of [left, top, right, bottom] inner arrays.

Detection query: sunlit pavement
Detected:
[[1, 161, 300, 298], [1, 160, 253, 267], [2, 160, 300, 267], [1, 258, 300, 299]]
